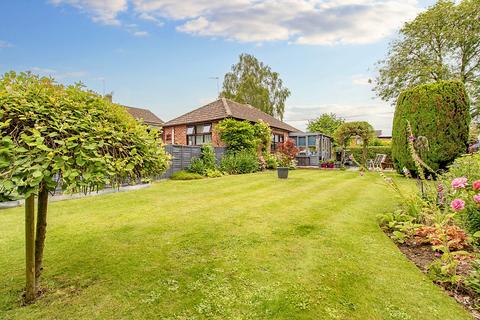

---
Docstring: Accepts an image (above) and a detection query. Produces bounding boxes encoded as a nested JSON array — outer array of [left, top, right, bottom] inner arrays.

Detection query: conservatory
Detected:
[[288, 132, 333, 167]]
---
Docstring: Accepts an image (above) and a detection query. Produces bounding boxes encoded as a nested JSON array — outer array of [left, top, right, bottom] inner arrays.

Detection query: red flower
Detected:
[[473, 180, 480, 191]]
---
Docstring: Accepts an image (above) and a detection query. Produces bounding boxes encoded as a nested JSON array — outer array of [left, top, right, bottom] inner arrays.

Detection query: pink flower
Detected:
[[474, 194, 480, 203], [451, 177, 468, 189], [450, 198, 466, 211], [473, 180, 480, 191], [408, 135, 415, 142]]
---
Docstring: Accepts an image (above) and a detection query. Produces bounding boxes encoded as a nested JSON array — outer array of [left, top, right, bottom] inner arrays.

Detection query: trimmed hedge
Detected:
[[346, 146, 392, 162], [392, 80, 470, 174]]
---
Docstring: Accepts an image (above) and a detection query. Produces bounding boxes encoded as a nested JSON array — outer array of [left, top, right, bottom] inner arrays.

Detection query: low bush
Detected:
[[205, 168, 224, 178], [170, 171, 204, 180], [444, 152, 480, 182], [414, 225, 470, 251], [220, 150, 259, 174], [187, 144, 217, 176], [264, 153, 278, 169]]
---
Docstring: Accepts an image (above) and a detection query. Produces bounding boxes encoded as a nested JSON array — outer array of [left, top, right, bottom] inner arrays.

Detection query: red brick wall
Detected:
[[211, 121, 224, 147], [164, 123, 291, 148], [163, 125, 187, 145]]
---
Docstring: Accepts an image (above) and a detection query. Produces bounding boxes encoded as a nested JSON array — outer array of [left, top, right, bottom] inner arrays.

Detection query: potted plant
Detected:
[[321, 161, 327, 169], [328, 160, 335, 169], [276, 139, 299, 179]]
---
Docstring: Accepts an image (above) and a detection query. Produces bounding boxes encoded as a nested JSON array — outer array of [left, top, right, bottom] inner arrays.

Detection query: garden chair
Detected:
[[368, 154, 387, 170]]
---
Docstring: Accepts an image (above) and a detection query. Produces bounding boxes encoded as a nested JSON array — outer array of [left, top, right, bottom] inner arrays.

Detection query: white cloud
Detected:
[[284, 102, 394, 134], [49, 0, 423, 45], [133, 30, 149, 37], [49, 0, 128, 25], [31, 67, 87, 79], [0, 40, 13, 48]]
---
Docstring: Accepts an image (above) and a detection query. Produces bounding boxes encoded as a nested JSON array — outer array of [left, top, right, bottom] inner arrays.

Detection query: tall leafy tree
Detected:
[[307, 113, 345, 137], [221, 54, 291, 120], [373, 0, 480, 116], [0, 72, 170, 303]]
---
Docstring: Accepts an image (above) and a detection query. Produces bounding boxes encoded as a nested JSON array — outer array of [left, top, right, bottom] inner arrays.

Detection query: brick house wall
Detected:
[[163, 124, 187, 145], [163, 122, 290, 149]]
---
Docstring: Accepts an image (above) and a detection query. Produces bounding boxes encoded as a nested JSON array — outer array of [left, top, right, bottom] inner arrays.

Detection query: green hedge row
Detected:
[[392, 80, 470, 174], [346, 146, 392, 162]]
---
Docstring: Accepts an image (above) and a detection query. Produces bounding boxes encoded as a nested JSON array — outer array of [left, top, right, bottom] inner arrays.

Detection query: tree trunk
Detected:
[[35, 187, 48, 291], [24, 195, 36, 303], [362, 146, 368, 167]]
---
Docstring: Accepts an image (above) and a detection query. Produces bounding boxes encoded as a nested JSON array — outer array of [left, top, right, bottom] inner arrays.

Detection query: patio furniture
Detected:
[[368, 154, 387, 170]]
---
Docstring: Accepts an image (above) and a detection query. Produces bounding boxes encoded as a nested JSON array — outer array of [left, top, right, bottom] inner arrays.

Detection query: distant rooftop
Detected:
[[125, 106, 164, 127]]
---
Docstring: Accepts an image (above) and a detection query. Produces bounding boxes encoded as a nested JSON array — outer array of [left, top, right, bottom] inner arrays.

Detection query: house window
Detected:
[[187, 123, 212, 145], [271, 133, 285, 151], [298, 136, 306, 146], [308, 136, 316, 146]]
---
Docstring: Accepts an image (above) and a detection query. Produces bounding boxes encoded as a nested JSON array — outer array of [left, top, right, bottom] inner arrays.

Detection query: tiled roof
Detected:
[[125, 106, 164, 126], [164, 98, 300, 132]]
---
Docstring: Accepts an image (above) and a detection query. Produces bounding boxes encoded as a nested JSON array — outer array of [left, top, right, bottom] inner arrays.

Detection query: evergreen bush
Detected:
[[392, 80, 470, 174]]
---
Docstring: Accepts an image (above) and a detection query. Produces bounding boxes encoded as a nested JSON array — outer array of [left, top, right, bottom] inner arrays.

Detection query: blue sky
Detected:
[[0, 0, 436, 133]]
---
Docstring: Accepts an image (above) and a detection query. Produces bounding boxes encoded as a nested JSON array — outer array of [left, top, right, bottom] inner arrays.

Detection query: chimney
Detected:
[[104, 92, 113, 103]]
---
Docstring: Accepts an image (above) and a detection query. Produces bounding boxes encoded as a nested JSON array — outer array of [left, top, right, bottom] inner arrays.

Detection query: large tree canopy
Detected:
[[221, 54, 291, 120], [373, 0, 480, 116], [307, 113, 345, 137], [0, 71, 170, 302]]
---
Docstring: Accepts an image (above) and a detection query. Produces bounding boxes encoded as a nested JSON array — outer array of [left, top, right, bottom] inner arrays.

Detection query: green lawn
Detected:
[[0, 170, 472, 319]]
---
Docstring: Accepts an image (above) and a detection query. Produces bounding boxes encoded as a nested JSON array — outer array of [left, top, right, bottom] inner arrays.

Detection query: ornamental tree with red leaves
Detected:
[[276, 138, 299, 167]]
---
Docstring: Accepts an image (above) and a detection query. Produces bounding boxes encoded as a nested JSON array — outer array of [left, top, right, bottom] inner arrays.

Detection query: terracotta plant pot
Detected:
[[277, 167, 289, 179]]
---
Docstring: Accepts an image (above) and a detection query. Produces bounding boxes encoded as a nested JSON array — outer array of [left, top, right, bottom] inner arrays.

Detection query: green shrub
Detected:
[[444, 152, 480, 182], [200, 144, 216, 170], [188, 158, 207, 175], [392, 80, 470, 174], [220, 150, 259, 174], [205, 168, 224, 178], [215, 118, 258, 152], [170, 171, 204, 180], [264, 153, 278, 169], [442, 152, 480, 235], [216, 118, 272, 153], [347, 146, 392, 162], [187, 144, 217, 175]]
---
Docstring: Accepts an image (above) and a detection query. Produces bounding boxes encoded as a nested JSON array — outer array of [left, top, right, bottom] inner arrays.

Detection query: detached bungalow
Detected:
[[162, 98, 300, 151], [125, 106, 164, 130]]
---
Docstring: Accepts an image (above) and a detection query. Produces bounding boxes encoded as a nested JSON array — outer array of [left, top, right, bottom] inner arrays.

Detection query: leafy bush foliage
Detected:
[[392, 80, 470, 174], [216, 119, 257, 152], [414, 225, 470, 251], [444, 152, 480, 182], [220, 150, 259, 174], [188, 158, 207, 176], [264, 153, 278, 169], [377, 209, 419, 244], [0, 71, 170, 197], [215, 118, 272, 153], [187, 144, 216, 175], [205, 168, 224, 178], [200, 144, 216, 170], [170, 171, 204, 180], [276, 138, 299, 167]]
